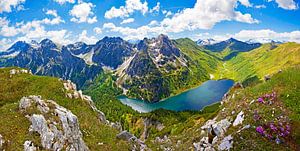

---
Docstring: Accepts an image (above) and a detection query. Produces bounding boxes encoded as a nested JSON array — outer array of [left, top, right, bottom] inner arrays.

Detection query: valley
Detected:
[[0, 35, 300, 151]]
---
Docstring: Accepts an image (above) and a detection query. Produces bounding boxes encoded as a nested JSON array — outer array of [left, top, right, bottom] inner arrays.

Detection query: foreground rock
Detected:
[[23, 141, 37, 151], [19, 95, 89, 151], [0, 134, 4, 150], [117, 131, 149, 151], [62, 80, 124, 131]]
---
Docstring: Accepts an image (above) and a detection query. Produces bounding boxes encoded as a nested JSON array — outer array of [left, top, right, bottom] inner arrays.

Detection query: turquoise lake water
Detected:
[[118, 79, 234, 113]]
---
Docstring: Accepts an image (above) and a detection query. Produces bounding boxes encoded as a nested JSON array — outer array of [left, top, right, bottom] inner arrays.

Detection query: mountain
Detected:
[[0, 67, 131, 150], [203, 38, 262, 60], [196, 38, 217, 46], [213, 42, 300, 83], [115, 35, 220, 102], [0, 39, 102, 88]]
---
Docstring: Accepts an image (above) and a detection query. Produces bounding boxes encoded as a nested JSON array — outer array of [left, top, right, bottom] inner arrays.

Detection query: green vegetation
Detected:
[[0, 67, 130, 151], [214, 43, 300, 82], [216, 66, 300, 150]]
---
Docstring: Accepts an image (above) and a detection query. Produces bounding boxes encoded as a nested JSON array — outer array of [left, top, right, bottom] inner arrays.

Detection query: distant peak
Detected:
[[226, 38, 238, 43], [39, 39, 57, 49]]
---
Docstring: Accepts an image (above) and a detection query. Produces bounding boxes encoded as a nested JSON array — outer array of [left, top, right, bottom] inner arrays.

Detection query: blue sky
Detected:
[[0, 0, 299, 50]]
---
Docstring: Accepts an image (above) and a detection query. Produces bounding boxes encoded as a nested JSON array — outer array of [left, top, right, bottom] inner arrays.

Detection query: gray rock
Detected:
[[0, 134, 4, 150], [24, 141, 37, 151], [20, 96, 89, 151], [218, 135, 233, 151], [117, 131, 136, 141], [212, 119, 231, 137], [233, 111, 244, 126]]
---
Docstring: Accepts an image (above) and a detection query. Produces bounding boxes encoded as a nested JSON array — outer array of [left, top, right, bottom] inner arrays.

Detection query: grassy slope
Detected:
[[0, 67, 130, 151], [214, 42, 300, 82], [216, 66, 300, 150]]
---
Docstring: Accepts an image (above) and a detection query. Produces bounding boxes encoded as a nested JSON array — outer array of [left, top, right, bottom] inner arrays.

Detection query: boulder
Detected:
[[218, 135, 233, 151], [116, 131, 136, 141], [24, 141, 37, 151], [212, 119, 231, 137], [233, 111, 244, 126], [20, 96, 89, 151]]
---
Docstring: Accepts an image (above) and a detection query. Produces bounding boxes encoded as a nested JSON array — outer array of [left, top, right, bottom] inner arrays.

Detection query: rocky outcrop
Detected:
[[218, 135, 233, 151], [117, 131, 149, 151], [23, 141, 37, 151], [0, 134, 4, 150], [9, 69, 32, 77], [141, 118, 165, 140], [19, 95, 89, 151]]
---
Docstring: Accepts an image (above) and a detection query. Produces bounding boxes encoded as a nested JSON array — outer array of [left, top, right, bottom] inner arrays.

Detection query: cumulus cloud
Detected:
[[238, 0, 252, 7], [53, 0, 75, 5], [162, 10, 172, 17], [104, 0, 148, 19], [103, 0, 259, 39], [93, 27, 102, 35], [160, 0, 258, 33], [70, 2, 97, 24], [78, 30, 98, 44], [268, 0, 298, 10], [0, 0, 25, 13], [121, 18, 135, 24], [150, 2, 160, 13]]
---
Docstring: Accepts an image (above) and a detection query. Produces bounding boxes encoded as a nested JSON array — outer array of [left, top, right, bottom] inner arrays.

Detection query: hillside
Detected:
[[0, 67, 130, 150], [214, 42, 300, 84]]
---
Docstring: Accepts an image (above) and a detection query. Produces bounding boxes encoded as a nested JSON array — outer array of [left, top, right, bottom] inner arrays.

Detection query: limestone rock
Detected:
[[20, 96, 89, 151], [117, 131, 136, 141], [233, 111, 244, 126], [218, 135, 233, 151], [212, 119, 231, 137], [0, 134, 4, 150], [24, 141, 37, 151]]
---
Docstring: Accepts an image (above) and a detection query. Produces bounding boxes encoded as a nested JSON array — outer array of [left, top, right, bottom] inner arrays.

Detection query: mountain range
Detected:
[[0, 35, 299, 102]]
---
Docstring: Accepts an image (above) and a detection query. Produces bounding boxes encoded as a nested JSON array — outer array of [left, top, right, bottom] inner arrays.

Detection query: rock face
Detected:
[[19, 95, 89, 151]]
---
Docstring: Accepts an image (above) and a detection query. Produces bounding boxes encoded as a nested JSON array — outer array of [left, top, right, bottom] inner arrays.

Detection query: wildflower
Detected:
[[270, 123, 278, 131], [256, 126, 265, 135], [257, 97, 264, 103]]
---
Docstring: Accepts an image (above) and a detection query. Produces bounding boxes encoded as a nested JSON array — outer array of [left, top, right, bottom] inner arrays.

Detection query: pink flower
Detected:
[[256, 126, 265, 135], [257, 97, 264, 103]]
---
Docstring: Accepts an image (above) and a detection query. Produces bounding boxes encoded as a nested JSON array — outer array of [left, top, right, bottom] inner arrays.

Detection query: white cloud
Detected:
[[255, 5, 266, 9], [93, 27, 102, 34], [121, 18, 135, 24], [150, 2, 160, 13], [238, 0, 252, 7], [46, 9, 58, 17], [78, 30, 98, 44], [268, 0, 298, 10], [162, 10, 172, 17], [53, 0, 75, 5], [70, 2, 97, 24], [232, 29, 300, 43], [160, 0, 258, 33], [103, 22, 164, 40], [104, 0, 148, 19], [0, 38, 13, 51], [0, 0, 25, 13]]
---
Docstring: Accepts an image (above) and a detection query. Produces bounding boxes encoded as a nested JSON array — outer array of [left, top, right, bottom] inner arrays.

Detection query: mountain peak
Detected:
[[7, 41, 29, 51], [40, 39, 57, 49], [100, 37, 124, 44], [226, 38, 239, 43]]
